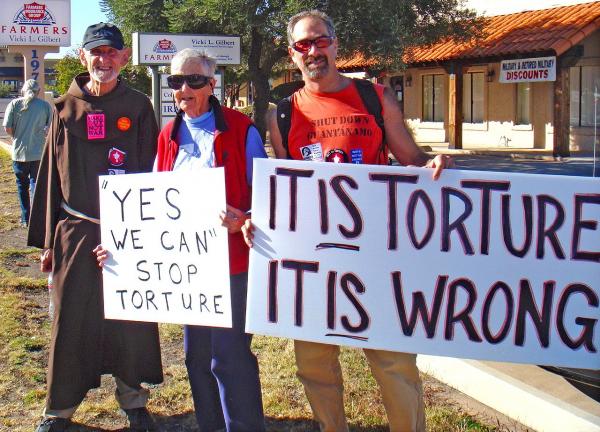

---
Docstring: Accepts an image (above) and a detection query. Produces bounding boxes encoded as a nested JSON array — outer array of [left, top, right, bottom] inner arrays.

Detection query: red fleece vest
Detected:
[[156, 106, 252, 275]]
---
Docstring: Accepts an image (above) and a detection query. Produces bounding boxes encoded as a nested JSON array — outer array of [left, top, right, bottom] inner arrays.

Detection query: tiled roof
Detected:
[[336, 53, 378, 70], [404, 1, 600, 64]]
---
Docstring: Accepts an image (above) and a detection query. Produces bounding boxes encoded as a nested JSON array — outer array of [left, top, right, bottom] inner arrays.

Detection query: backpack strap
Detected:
[[276, 95, 293, 158], [352, 78, 387, 162]]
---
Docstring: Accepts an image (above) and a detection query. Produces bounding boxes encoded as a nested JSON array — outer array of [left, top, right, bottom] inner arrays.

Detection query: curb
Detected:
[[417, 356, 600, 432]]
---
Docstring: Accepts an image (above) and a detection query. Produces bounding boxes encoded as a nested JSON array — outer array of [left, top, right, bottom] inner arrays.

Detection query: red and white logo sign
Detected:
[[154, 39, 176, 53], [13, 2, 55, 25], [108, 148, 126, 166], [24, 2, 45, 20]]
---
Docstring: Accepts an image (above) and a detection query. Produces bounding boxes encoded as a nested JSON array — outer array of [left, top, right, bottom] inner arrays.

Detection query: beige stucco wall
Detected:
[[403, 64, 556, 149], [401, 29, 599, 151], [403, 67, 448, 143]]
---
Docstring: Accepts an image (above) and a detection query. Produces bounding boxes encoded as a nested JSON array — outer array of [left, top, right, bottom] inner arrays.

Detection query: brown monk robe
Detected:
[[28, 73, 163, 411]]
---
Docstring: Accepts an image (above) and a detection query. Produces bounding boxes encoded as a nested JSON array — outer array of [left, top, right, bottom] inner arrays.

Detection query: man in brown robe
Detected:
[[28, 23, 163, 432]]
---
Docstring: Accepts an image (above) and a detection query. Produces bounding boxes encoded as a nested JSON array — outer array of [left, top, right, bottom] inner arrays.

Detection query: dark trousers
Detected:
[[184, 272, 265, 432], [13, 160, 40, 224]]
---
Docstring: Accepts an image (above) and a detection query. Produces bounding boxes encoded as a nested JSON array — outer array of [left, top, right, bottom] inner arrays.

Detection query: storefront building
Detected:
[[393, 1, 600, 155]]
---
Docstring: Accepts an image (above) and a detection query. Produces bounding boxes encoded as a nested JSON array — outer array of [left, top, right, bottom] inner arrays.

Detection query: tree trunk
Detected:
[[252, 73, 270, 141]]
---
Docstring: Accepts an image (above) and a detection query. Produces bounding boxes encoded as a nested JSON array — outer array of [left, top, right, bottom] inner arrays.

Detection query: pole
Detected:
[[150, 66, 161, 127]]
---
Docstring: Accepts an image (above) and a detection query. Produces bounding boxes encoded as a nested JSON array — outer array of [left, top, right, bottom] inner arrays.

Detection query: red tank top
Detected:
[[288, 81, 385, 164]]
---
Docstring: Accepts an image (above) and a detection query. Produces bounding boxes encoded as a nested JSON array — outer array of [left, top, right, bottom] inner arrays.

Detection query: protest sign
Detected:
[[99, 169, 231, 327], [247, 159, 599, 368]]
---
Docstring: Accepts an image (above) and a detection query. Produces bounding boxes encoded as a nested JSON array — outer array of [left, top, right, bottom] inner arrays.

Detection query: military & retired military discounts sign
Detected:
[[246, 159, 599, 369], [500, 56, 556, 83], [98, 170, 232, 327], [0, 1, 70, 46]]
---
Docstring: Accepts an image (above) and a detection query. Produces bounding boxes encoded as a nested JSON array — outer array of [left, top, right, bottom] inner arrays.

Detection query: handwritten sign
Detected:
[[99, 169, 232, 327], [247, 159, 599, 369]]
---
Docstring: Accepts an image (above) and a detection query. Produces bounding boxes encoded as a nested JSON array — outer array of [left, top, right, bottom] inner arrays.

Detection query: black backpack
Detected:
[[276, 78, 387, 160]]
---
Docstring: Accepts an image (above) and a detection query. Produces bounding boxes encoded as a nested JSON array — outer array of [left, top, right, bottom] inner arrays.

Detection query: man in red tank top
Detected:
[[266, 10, 453, 432]]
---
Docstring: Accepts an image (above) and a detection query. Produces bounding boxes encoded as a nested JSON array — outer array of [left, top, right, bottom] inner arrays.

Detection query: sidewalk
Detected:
[[419, 357, 600, 432], [420, 142, 597, 162]]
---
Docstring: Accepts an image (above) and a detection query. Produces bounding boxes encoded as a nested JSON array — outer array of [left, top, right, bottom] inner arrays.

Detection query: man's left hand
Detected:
[[425, 154, 454, 180]]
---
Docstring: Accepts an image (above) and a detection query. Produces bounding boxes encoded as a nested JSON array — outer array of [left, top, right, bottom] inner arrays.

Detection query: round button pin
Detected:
[[117, 117, 131, 131]]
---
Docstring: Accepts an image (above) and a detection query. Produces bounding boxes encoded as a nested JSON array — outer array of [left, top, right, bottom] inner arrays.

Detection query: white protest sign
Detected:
[[247, 159, 600, 369], [99, 169, 232, 327], [500, 56, 556, 83]]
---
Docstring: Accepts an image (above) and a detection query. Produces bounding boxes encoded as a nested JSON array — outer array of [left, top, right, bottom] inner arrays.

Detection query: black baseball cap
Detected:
[[82, 23, 124, 50]]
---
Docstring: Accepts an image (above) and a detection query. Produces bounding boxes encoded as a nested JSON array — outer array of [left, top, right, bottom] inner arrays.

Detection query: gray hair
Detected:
[[287, 10, 336, 46], [171, 48, 216, 77], [21, 79, 40, 111]]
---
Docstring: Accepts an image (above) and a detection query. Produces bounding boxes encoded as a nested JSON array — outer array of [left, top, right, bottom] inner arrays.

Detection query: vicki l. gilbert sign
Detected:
[[246, 159, 599, 369], [99, 169, 232, 327]]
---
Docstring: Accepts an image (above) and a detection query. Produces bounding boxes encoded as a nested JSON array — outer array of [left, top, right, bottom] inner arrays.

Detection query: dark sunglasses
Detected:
[[292, 36, 334, 53], [167, 74, 211, 90]]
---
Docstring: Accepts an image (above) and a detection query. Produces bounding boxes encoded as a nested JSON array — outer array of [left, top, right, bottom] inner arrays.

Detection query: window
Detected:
[[463, 72, 484, 123], [422, 74, 444, 122], [570, 66, 600, 127], [516, 82, 530, 125]]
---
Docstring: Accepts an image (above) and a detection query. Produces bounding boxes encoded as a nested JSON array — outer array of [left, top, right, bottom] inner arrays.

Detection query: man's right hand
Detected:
[[93, 245, 109, 268], [40, 249, 52, 272]]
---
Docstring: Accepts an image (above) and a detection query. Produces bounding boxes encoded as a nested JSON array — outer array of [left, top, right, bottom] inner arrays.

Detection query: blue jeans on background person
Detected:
[[184, 272, 265, 432], [13, 160, 40, 225]]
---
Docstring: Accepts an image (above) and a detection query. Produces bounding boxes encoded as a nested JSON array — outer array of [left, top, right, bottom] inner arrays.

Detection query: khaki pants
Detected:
[[294, 340, 425, 432], [44, 377, 149, 419]]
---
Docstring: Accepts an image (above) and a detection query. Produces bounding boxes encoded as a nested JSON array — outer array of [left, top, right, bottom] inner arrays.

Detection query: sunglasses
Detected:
[[167, 74, 211, 90], [291, 36, 334, 54]]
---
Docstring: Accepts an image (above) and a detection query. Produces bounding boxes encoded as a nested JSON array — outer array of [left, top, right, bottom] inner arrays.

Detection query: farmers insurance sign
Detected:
[[132, 32, 241, 65], [0, 1, 70, 46], [500, 56, 556, 83], [247, 159, 599, 369]]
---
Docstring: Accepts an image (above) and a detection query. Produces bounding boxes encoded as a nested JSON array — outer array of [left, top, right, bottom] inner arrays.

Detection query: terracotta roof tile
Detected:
[[335, 53, 378, 70], [404, 1, 600, 64]]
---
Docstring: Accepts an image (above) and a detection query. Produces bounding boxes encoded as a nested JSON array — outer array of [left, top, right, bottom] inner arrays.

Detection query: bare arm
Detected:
[[4, 127, 13, 137], [242, 109, 289, 247], [382, 87, 452, 179]]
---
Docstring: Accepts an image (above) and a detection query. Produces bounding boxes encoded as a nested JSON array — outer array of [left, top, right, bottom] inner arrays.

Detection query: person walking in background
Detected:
[[28, 23, 163, 432], [263, 10, 453, 432], [3, 79, 51, 227]]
